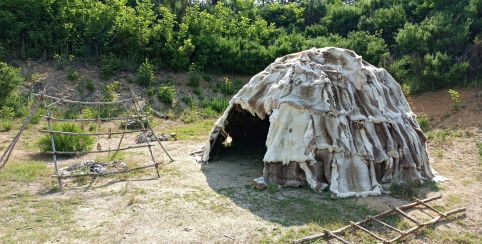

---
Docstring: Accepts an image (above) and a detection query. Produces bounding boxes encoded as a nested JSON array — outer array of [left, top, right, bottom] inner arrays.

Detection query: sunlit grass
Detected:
[[0, 161, 50, 182], [168, 118, 215, 140]]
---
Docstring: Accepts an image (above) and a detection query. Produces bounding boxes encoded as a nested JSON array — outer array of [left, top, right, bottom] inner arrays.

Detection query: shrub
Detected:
[[202, 98, 229, 113], [100, 54, 122, 79], [448, 89, 461, 111], [0, 120, 13, 131], [137, 59, 155, 87], [38, 123, 94, 154], [202, 74, 213, 83], [80, 108, 96, 119], [53, 54, 74, 70], [187, 63, 201, 87], [180, 96, 194, 106], [0, 62, 23, 105], [67, 69, 79, 81], [0, 106, 15, 119], [86, 79, 95, 93], [222, 77, 235, 95], [102, 81, 120, 102], [158, 84, 176, 106], [180, 107, 201, 123], [267, 183, 280, 193], [193, 87, 202, 96], [416, 115, 430, 131]]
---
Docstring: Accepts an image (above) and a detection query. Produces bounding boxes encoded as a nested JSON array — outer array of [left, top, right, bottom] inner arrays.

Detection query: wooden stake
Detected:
[[42, 94, 63, 192], [349, 221, 388, 243]]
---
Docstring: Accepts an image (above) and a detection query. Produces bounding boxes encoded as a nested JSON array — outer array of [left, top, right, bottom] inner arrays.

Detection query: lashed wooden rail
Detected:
[[293, 195, 466, 244], [46, 144, 154, 155], [43, 115, 142, 122], [52, 162, 161, 178], [39, 129, 145, 136], [33, 93, 132, 105]]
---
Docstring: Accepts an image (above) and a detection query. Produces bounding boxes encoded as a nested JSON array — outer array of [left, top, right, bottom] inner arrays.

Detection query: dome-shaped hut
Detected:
[[198, 47, 439, 198]]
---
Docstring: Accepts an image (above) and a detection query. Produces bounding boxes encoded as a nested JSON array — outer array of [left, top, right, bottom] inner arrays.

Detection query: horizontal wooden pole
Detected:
[[39, 129, 145, 136], [47, 144, 153, 155], [52, 162, 161, 178], [349, 221, 387, 243], [34, 93, 133, 105], [44, 115, 142, 122]]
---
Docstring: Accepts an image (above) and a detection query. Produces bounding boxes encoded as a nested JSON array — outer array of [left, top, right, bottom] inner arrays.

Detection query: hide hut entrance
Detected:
[[209, 104, 269, 161]]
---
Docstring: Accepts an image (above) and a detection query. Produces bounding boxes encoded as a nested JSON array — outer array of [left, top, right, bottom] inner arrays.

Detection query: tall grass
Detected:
[[38, 122, 94, 153]]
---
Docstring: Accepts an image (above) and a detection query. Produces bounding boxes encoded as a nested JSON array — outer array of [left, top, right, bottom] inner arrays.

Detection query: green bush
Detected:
[[180, 106, 201, 123], [416, 115, 430, 131], [0, 106, 15, 119], [38, 123, 94, 154], [448, 89, 461, 111], [102, 81, 120, 102], [202, 98, 229, 113], [187, 63, 201, 87], [53, 54, 74, 70], [137, 59, 155, 87], [100, 54, 122, 79], [67, 69, 79, 81], [222, 77, 235, 95], [0, 62, 23, 105], [193, 87, 202, 96], [158, 84, 176, 106], [86, 79, 95, 93], [0, 119, 13, 131]]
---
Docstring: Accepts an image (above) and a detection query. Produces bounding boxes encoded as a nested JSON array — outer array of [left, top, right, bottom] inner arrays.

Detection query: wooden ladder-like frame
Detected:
[[293, 195, 466, 244], [37, 89, 174, 191]]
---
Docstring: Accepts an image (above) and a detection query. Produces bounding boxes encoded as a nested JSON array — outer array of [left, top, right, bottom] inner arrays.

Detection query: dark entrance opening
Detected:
[[209, 104, 270, 161]]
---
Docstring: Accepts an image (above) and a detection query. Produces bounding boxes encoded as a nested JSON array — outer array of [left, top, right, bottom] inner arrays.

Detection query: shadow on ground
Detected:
[[201, 148, 450, 242]]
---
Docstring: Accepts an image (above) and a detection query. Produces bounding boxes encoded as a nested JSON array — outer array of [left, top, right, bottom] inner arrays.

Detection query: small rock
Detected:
[[136, 133, 148, 143], [251, 176, 267, 190]]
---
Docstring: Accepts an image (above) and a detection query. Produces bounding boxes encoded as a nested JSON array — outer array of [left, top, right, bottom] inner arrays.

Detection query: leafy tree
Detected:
[[321, 3, 362, 36], [137, 59, 155, 87]]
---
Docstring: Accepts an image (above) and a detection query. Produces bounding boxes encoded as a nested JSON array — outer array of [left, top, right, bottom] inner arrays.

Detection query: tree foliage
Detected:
[[0, 0, 480, 92]]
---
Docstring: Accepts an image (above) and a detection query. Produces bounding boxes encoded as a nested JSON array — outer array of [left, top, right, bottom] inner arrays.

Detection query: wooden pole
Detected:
[[112, 102, 131, 158], [131, 94, 160, 178], [39, 129, 145, 136], [42, 94, 63, 191], [0, 97, 41, 170], [130, 89, 174, 162], [46, 144, 154, 155]]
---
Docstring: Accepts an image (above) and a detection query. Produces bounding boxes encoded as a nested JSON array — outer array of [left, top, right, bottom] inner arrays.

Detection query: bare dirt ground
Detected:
[[1, 77, 481, 242]]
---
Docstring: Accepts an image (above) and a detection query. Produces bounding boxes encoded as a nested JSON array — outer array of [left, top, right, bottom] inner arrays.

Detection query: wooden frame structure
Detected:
[[293, 195, 466, 243], [35, 90, 173, 191]]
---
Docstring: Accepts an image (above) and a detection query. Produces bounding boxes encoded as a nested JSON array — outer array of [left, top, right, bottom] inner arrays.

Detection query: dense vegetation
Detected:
[[0, 0, 480, 97]]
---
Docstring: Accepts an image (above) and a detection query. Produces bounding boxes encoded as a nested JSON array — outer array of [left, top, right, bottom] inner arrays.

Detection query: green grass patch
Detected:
[[37, 122, 95, 154], [169, 119, 215, 140], [0, 161, 50, 182]]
